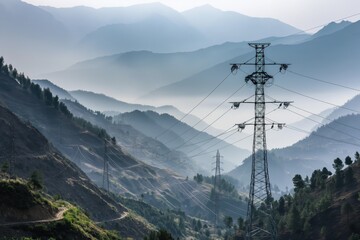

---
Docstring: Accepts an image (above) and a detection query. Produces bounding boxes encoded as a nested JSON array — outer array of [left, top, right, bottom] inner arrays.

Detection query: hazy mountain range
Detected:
[[33, 81, 222, 136], [0, 0, 299, 77], [42, 19, 359, 114], [145, 20, 360, 101], [34, 80, 250, 172]]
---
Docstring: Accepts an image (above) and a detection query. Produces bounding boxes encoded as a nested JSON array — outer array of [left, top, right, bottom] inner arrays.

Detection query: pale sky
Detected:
[[23, 0, 360, 30]]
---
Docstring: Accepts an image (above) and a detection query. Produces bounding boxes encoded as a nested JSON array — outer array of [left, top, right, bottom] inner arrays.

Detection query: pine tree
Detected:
[[344, 167, 354, 185], [0, 56, 4, 68], [345, 156, 353, 166], [333, 158, 344, 172], [355, 152, 360, 163], [237, 217, 244, 230], [224, 216, 233, 229], [1, 162, 9, 174], [288, 205, 301, 234], [278, 196, 285, 215], [292, 174, 305, 192], [30, 171, 43, 190]]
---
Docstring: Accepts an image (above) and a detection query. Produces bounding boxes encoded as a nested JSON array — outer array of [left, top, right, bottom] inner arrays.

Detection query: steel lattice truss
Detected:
[[231, 43, 290, 240]]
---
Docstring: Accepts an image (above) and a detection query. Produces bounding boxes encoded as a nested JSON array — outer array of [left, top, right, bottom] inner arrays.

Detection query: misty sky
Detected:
[[23, 0, 360, 30]]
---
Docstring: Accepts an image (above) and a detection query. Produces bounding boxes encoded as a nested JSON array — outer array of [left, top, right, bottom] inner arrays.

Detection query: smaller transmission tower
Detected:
[[102, 140, 110, 192], [213, 150, 223, 226]]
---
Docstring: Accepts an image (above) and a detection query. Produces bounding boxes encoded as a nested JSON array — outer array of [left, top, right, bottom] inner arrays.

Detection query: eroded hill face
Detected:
[[0, 178, 123, 240], [0, 104, 125, 221], [0, 178, 56, 223]]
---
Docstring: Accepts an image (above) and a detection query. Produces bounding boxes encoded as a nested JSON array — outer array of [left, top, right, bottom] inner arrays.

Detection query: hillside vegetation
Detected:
[[274, 155, 360, 240], [0, 177, 121, 240]]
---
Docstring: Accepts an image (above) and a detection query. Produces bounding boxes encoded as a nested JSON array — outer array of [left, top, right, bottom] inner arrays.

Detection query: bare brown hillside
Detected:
[[0, 104, 125, 221]]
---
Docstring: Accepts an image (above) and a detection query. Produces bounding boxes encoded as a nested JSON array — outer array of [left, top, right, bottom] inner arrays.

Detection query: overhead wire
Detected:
[[222, 201, 248, 215], [171, 177, 217, 215], [289, 12, 360, 35], [285, 124, 360, 147], [187, 105, 280, 158], [181, 125, 237, 149], [165, 82, 247, 145], [171, 107, 233, 151], [285, 107, 360, 142], [288, 70, 360, 92], [155, 72, 233, 140], [274, 83, 360, 114], [266, 95, 360, 141], [291, 104, 360, 132], [107, 144, 220, 213], [106, 153, 178, 207], [173, 93, 255, 154], [188, 130, 239, 158], [190, 127, 273, 159]]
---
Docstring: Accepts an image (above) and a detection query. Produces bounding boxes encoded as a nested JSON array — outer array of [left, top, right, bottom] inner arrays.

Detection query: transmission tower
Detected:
[[102, 140, 110, 192], [213, 149, 222, 226], [230, 43, 291, 240]]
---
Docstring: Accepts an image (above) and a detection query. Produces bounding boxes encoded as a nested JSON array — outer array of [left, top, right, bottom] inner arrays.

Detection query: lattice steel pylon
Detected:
[[102, 140, 110, 192], [213, 149, 222, 226], [230, 43, 290, 240]]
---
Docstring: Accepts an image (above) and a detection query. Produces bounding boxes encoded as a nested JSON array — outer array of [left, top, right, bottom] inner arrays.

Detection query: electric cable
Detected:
[[165, 82, 247, 145], [274, 83, 360, 114], [288, 70, 360, 92], [155, 72, 233, 140]]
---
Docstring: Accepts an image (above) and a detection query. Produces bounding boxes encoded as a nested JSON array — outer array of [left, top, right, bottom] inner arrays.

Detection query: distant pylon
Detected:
[[213, 150, 222, 226], [230, 43, 291, 240], [102, 140, 110, 192]]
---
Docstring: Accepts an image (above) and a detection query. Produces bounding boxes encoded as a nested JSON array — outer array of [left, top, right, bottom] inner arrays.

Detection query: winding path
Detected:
[[95, 211, 129, 224], [0, 207, 68, 227]]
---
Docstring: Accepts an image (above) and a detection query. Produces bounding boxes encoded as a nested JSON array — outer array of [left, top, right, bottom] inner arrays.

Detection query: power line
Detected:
[[190, 133, 252, 159], [189, 130, 239, 158], [283, 106, 360, 142], [172, 107, 233, 151], [189, 107, 280, 158], [173, 178, 216, 215], [190, 128, 271, 159], [274, 83, 360, 114], [155, 72, 232, 140], [291, 104, 360, 132], [107, 146, 218, 214], [222, 201, 248, 215], [165, 82, 247, 145], [288, 70, 360, 92], [174, 94, 253, 150], [266, 95, 360, 140], [106, 154, 178, 208], [285, 124, 360, 147], [185, 127, 240, 156], [290, 12, 360, 35], [181, 125, 237, 149]]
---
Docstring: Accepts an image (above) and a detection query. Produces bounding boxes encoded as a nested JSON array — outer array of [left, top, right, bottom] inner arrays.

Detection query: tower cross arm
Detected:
[[230, 63, 291, 66]]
